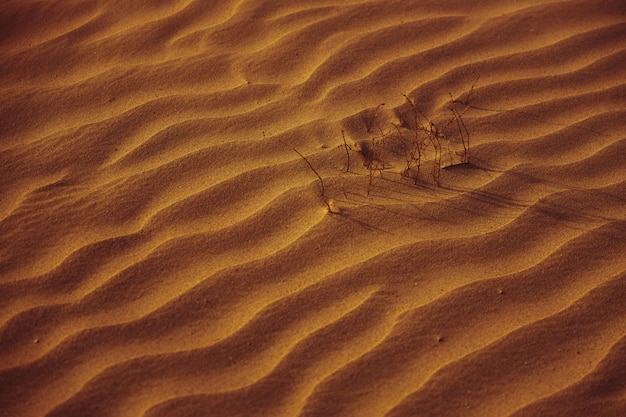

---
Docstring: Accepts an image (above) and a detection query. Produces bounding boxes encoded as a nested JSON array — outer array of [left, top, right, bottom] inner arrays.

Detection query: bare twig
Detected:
[[448, 76, 478, 164], [425, 122, 443, 186], [341, 130, 351, 172], [453, 75, 480, 106], [269, 134, 328, 202], [450, 103, 470, 164], [289, 146, 325, 197]]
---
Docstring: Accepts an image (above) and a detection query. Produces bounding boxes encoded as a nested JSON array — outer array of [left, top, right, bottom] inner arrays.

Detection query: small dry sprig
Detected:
[[426, 122, 444, 186], [400, 94, 446, 185], [364, 127, 393, 195], [341, 130, 351, 172], [401, 78, 477, 184], [290, 146, 339, 213], [399, 95, 429, 184], [270, 134, 334, 212], [448, 75, 479, 164], [449, 102, 470, 164], [289, 146, 325, 197]]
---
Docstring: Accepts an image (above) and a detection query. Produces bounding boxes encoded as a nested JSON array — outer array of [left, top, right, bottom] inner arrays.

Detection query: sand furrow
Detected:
[[1, 282, 383, 417], [0, 185, 329, 364], [14, 214, 620, 416], [295, 222, 626, 417], [47, 289, 393, 417], [9, 179, 593, 370], [0, 142, 324, 281], [509, 333, 626, 417], [384, 271, 626, 417]]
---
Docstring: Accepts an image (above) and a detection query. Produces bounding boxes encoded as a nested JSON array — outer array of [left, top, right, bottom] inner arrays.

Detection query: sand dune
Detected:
[[1, 0, 625, 416]]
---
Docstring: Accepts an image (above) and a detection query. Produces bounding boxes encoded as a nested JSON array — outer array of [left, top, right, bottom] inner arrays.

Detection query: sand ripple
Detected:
[[1, 0, 625, 416]]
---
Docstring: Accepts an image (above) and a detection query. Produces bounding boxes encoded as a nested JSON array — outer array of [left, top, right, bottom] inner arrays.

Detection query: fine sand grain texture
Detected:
[[1, 1, 626, 416]]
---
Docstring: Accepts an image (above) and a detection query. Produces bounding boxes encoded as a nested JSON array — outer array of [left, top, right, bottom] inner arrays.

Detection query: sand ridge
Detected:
[[1, 0, 626, 416]]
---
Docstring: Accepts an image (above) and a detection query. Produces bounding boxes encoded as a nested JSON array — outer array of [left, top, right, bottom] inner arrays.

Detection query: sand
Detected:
[[1, 0, 625, 416]]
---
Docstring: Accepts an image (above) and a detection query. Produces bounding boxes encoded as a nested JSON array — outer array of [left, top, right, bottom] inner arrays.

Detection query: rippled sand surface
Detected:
[[1, 1, 626, 416]]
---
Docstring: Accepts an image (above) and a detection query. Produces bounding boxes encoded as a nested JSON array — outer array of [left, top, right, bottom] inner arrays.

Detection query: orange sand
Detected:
[[1, 1, 625, 416]]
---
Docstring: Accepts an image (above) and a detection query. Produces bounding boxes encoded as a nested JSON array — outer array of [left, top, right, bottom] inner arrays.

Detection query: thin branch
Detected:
[[289, 146, 325, 197], [450, 105, 470, 163], [341, 130, 350, 172]]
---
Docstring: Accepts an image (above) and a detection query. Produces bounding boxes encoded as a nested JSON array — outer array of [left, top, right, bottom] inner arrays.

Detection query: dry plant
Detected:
[[341, 127, 389, 194], [353, 79, 477, 190], [448, 76, 478, 164], [289, 145, 325, 197], [399, 95, 426, 184], [341, 129, 351, 172], [360, 128, 389, 195], [393, 101, 423, 183], [278, 81, 477, 207], [399, 94, 448, 186], [269, 133, 336, 212], [289, 145, 341, 213], [449, 100, 470, 164], [351, 98, 447, 192]]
